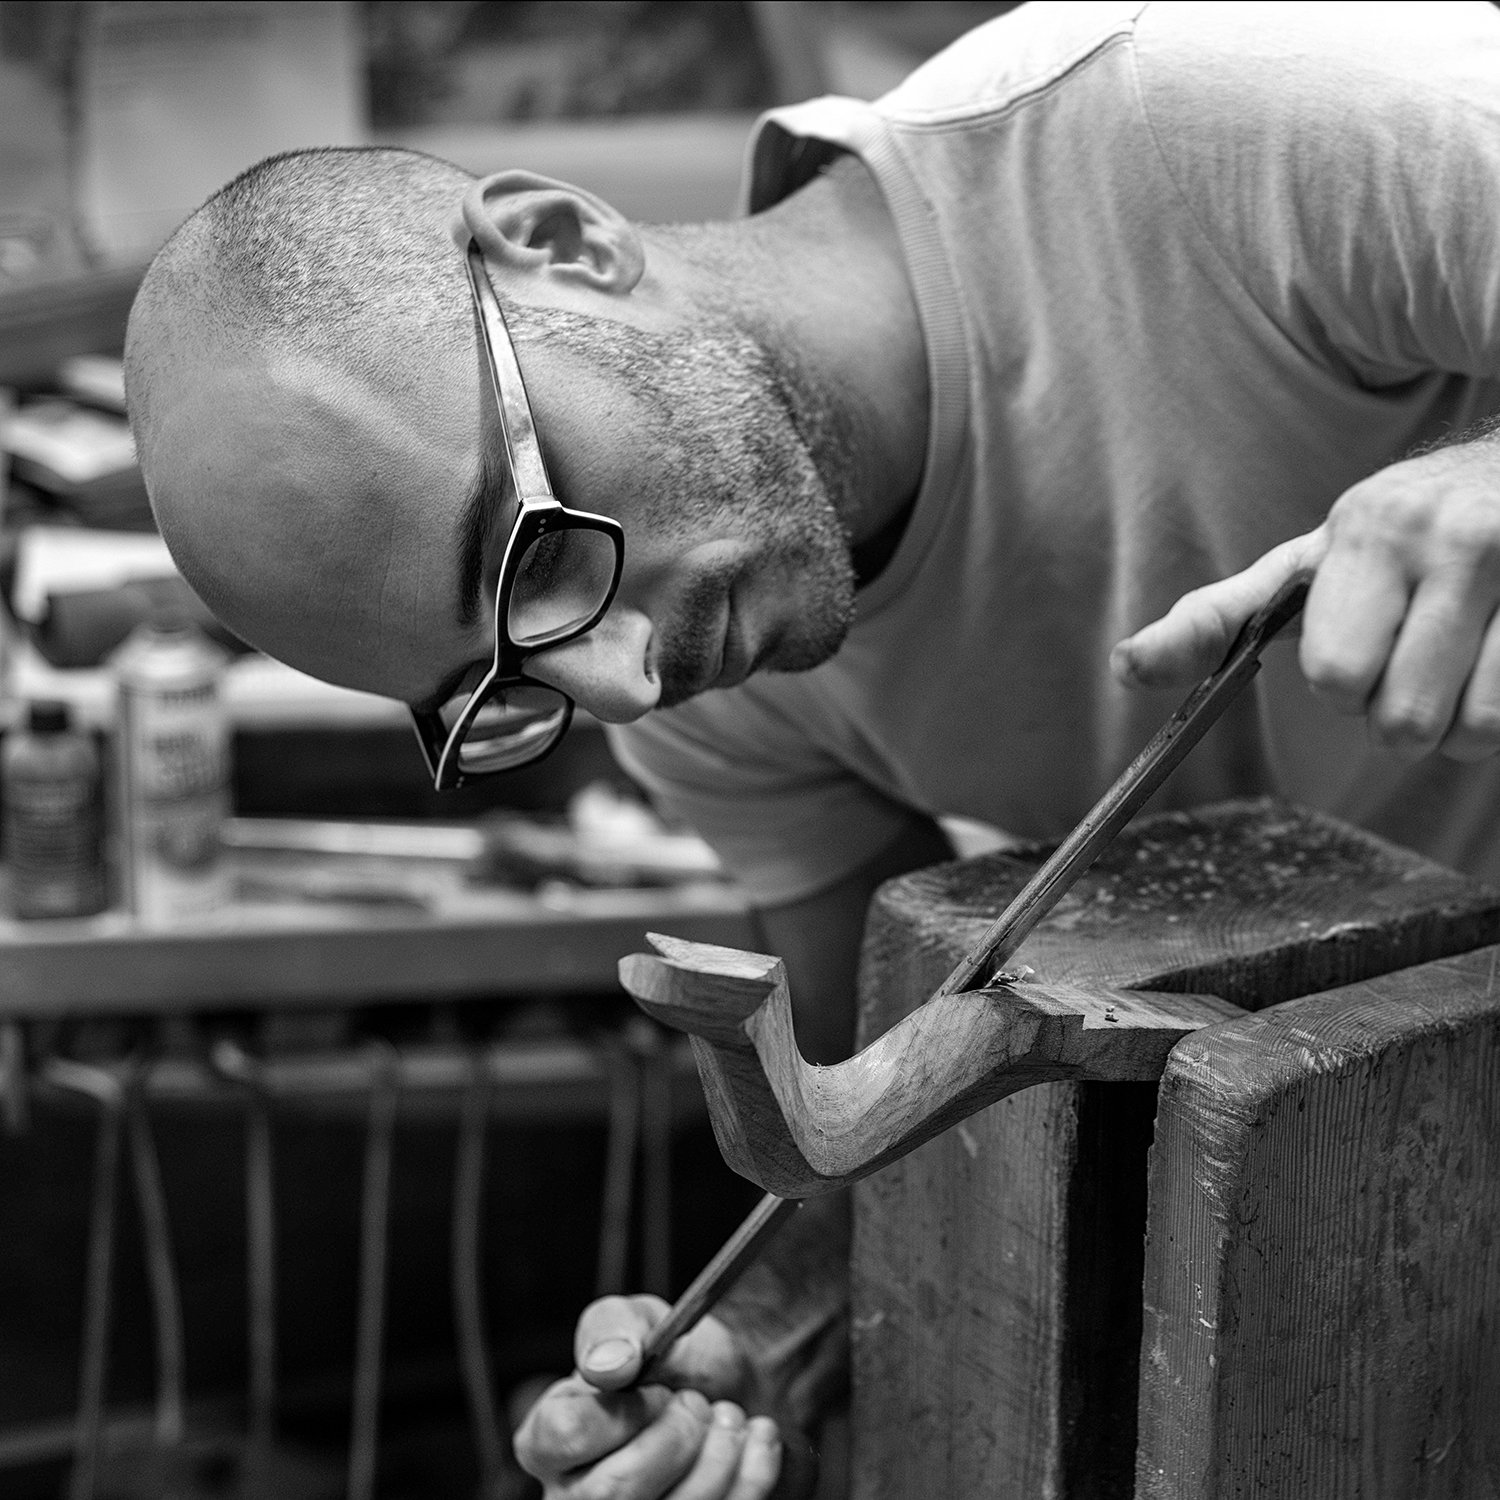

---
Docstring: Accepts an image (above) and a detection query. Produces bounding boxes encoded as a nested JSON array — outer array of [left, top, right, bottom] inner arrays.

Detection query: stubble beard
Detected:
[[510, 301, 858, 707]]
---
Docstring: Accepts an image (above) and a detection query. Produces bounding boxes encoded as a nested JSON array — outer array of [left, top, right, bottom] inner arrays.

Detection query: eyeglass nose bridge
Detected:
[[445, 675, 577, 786]]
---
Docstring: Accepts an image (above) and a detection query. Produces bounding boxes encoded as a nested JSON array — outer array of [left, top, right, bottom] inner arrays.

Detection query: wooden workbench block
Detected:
[[1137, 946, 1500, 1498], [850, 800, 1500, 1499]]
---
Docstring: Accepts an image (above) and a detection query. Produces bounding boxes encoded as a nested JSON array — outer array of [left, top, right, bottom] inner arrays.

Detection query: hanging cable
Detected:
[[595, 1030, 641, 1298], [452, 1052, 504, 1492], [348, 1043, 399, 1500], [47, 1059, 125, 1500], [246, 1067, 278, 1477], [636, 1021, 673, 1297], [209, 1038, 279, 1487], [124, 1064, 185, 1450]]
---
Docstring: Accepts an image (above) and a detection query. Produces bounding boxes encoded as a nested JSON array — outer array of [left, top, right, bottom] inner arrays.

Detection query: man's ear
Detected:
[[457, 171, 645, 294]]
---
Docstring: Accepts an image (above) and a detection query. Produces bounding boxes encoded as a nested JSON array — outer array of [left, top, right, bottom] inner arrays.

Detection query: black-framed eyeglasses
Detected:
[[410, 243, 624, 789]]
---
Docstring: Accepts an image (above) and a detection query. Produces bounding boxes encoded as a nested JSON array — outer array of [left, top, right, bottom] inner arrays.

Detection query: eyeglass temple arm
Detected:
[[466, 245, 553, 504]]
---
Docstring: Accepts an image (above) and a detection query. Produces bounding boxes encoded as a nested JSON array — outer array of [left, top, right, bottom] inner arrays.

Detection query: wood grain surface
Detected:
[[622, 934, 1237, 1197], [849, 800, 1500, 1499], [1137, 945, 1500, 1498]]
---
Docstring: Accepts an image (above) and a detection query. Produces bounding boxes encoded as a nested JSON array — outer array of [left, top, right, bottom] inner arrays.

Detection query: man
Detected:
[[126, 2, 1500, 1494]]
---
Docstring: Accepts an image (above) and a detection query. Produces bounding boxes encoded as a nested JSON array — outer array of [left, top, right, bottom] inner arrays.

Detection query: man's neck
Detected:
[[644, 156, 931, 565]]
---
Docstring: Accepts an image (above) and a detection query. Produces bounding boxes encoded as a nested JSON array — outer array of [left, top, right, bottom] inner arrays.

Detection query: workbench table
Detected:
[[0, 867, 753, 1021], [850, 799, 1500, 1500]]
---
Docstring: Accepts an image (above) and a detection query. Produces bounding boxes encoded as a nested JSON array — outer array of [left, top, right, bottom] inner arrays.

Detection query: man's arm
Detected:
[[514, 813, 954, 1499], [1117, 7, 1500, 734], [1113, 428, 1500, 763]]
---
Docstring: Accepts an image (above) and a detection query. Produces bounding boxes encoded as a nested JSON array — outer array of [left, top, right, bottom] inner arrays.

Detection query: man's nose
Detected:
[[523, 608, 662, 723]]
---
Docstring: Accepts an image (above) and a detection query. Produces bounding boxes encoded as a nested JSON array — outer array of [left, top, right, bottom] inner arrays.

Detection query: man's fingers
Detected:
[[1296, 534, 1409, 719], [577, 1303, 751, 1404], [650, 1314, 755, 1400], [1108, 591, 1234, 689], [654, 1403, 782, 1500], [559, 1387, 713, 1497], [1352, 571, 1484, 755], [514, 1374, 673, 1482], [575, 1294, 671, 1390], [665, 1402, 749, 1499], [1303, 445, 1500, 760], [721, 1417, 783, 1500], [1439, 605, 1500, 761], [1111, 532, 1324, 688]]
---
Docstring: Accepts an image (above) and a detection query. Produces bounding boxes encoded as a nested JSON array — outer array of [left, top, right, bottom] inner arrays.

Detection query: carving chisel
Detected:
[[630, 571, 1308, 1379]]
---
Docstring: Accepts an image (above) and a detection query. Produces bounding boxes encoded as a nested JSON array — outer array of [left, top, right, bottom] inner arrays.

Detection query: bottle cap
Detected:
[[27, 700, 71, 734]]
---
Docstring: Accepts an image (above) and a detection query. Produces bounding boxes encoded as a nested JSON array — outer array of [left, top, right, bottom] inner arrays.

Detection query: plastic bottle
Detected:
[[111, 611, 231, 923], [2, 698, 107, 919]]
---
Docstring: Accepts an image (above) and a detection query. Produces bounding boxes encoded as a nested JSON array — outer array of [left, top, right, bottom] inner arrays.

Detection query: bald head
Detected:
[[125, 147, 489, 693], [123, 144, 875, 722]]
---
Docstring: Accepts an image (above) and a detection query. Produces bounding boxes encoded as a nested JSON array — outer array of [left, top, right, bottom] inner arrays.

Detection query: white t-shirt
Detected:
[[612, 0, 1500, 905]]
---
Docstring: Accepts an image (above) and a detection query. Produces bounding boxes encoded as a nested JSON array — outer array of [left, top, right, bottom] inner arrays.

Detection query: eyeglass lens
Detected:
[[444, 683, 572, 774], [508, 527, 619, 648]]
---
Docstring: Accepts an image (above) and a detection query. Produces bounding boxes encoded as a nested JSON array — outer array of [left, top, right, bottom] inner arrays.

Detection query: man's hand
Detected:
[[513, 1295, 784, 1499], [1111, 439, 1500, 761]]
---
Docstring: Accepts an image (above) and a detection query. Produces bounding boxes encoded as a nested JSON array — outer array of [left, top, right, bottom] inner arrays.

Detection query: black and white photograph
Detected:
[[0, 3, 1498, 1497]]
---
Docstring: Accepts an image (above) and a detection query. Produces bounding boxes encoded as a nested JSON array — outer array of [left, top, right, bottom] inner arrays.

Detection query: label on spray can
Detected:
[[112, 616, 230, 923]]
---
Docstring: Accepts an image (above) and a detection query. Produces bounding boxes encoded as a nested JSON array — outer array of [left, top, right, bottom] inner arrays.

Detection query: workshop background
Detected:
[[0, 4, 1016, 1499]]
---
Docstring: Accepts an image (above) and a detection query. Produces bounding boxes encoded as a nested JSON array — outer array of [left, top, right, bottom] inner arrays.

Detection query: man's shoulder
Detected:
[[872, 2, 1147, 125], [1125, 1, 1500, 325], [876, 2, 1500, 133], [1131, 1, 1500, 130]]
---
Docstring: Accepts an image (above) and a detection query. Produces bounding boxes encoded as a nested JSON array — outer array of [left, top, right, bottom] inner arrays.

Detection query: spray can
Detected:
[[2, 699, 107, 919], [111, 612, 231, 922]]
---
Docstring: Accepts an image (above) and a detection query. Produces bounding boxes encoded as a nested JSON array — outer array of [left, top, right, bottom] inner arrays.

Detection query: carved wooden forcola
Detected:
[[621, 934, 1239, 1197], [619, 796, 1500, 1201]]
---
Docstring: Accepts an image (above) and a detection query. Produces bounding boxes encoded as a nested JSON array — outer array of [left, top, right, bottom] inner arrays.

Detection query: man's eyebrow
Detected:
[[410, 449, 508, 716]]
